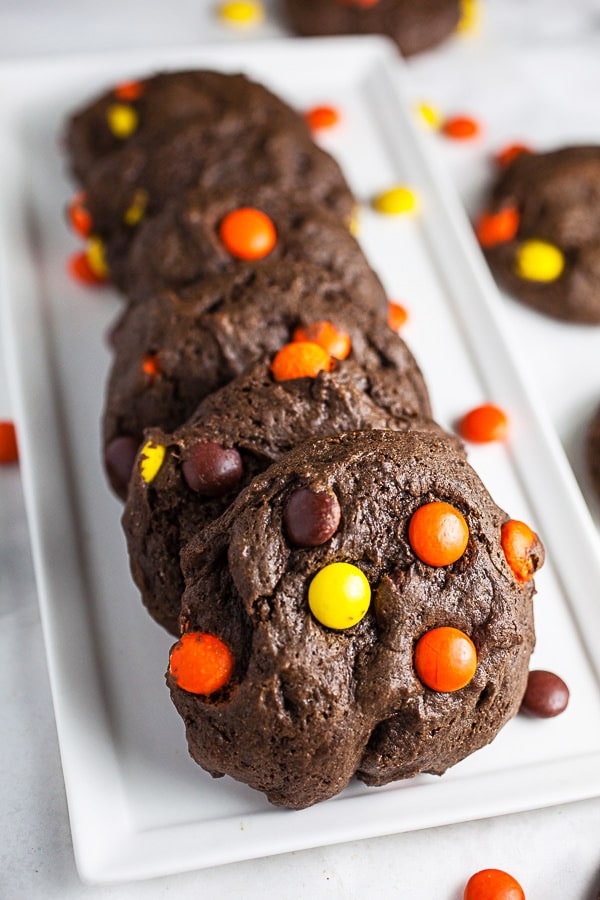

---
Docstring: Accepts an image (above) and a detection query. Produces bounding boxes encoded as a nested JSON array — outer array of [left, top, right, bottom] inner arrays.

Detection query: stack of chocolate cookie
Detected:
[[65, 70, 542, 809]]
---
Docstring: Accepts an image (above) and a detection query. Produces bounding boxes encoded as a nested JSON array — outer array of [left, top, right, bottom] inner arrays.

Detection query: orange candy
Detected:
[[459, 403, 509, 443], [305, 105, 340, 131], [501, 520, 544, 583], [141, 353, 161, 378], [67, 192, 93, 238], [414, 626, 477, 692], [408, 501, 469, 567], [388, 301, 408, 331], [270, 342, 334, 382], [219, 207, 276, 260], [495, 143, 532, 168], [113, 80, 145, 101], [67, 251, 107, 286], [0, 421, 19, 464], [169, 632, 234, 695], [464, 868, 525, 900], [292, 321, 351, 360], [476, 208, 520, 248], [442, 115, 481, 140]]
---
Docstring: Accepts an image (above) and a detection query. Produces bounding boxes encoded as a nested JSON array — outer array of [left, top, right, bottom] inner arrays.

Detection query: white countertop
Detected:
[[1, 2, 600, 897]]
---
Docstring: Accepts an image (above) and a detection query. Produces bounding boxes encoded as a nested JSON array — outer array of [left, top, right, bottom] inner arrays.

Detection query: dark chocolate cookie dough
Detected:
[[283, 0, 461, 57], [587, 404, 600, 498], [480, 146, 600, 324], [123, 359, 449, 634], [102, 260, 427, 487], [169, 429, 538, 809]]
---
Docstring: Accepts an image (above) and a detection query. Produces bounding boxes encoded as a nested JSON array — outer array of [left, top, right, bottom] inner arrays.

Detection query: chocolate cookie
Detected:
[[283, 0, 461, 57], [66, 69, 308, 185], [587, 404, 600, 498], [169, 429, 539, 809], [479, 146, 600, 324], [123, 359, 448, 633], [114, 183, 367, 297]]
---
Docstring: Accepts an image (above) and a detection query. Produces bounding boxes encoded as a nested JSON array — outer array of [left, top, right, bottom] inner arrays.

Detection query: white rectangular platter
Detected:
[[2, 37, 600, 885]]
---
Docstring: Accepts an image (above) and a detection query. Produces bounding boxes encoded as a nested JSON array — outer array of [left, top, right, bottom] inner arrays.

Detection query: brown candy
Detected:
[[105, 435, 139, 496], [182, 442, 242, 496], [520, 670, 569, 718], [283, 487, 341, 547]]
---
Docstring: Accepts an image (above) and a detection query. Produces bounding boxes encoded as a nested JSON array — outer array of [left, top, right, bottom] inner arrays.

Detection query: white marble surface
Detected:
[[1, 2, 600, 897]]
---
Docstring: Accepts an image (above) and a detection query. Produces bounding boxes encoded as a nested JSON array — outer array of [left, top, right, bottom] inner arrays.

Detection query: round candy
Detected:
[[106, 103, 139, 139], [305, 105, 340, 131], [308, 562, 371, 630], [388, 301, 408, 331], [219, 207, 276, 260], [373, 185, 418, 216], [67, 192, 93, 238], [218, 0, 265, 25], [521, 670, 569, 718], [416, 101, 442, 130], [408, 501, 469, 567], [0, 421, 18, 464], [182, 442, 243, 496], [494, 142, 532, 168], [514, 239, 565, 282], [501, 519, 544, 583], [86, 237, 109, 279], [141, 353, 161, 379], [270, 341, 334, 382], [292, 321, 351, 360], [67, 251, 107, 286], [459, 403, 509, 443], [283, 487, 341, 547], [464, 868, 525, 900], [476, 208, 520, 248], [169, 632, 234, 695], [123, 188, 149, 227], [414, 626, 477, 692], [442, 115, 481, 140], [139, 440, 166, 484], [113, 80, 145, 101], [104, 435, 139, 494], [456, 0, 480, 34]]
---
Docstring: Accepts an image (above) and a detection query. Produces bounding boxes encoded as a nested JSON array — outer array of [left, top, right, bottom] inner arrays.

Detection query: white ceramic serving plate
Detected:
[[2, 37, 600, 885]]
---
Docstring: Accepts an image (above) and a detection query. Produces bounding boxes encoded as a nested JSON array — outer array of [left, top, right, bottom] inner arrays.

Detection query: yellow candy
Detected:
[[373, 186, 419, 216], [86, 237, 108, 278], [218, 0, 264, 25], [514, 239, 565, 283], [457, 0, 480, 34], [124, 189, 149, 227], [349, 205, 360, 237], [416, 101, 442, 130], [140, 441, 166, 484], [308, 562, 371, 630], [106, 103, 139, 139]]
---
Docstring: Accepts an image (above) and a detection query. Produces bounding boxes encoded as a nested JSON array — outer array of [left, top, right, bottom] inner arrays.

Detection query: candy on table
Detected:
[[169, 632, 234, 695], [217, 0, 265, 26], [308, 562, 371, 630], [464, 867, 525, 899], [292, 321, 351, 360], [0, 421, 19, 464], [182, 442, 243, 496], [373, 185, 418, 215], [387, 301, 408, 331], [415, 100, 443, 130], [514, 239, 564, 282], [283, 487, 341, 548], [270, 342, 335, 382], [219, 206, 277, 260], [105, 102, 139, 139], [304, 105, 340, 131], [501, 520, 545, 584], [459, 403, 509, 443], [139, 440, 166, 484], [414, 626, 477, 692], [520, 670, 570, 718], [476, 208, 520, 248], [408, 501, 469, 567], [442, 114, 481, 140]]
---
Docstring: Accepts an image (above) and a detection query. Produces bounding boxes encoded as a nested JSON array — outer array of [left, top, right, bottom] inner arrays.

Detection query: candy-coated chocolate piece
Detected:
[[416, 101, 442, 130], [308, 562, 371, 630], [348, 205, 360, 236], [182, 442, 243, 496], [169, 632, 234, 695], [141, 353, 161, 379], [514, 239, 564, 282], [388, 301, 408, 331], [456, 0, 480, 34], [218, 0, 265, 25], [476, 207, 520, 248], [104, 435, 138, 494], [113, 80, 145, 101], [408, 501, 469, 567], [67, 191, 93, 238], [521, 670, 569, 718], [305, 105, 340, 131], [414, 626, 477, 692], [501, 519, 544, 583], [67, 251, 107, 285], [86, 237, 109, 279], [373, 185, 418, 216], [442, 115, 481, 140], [494, 142, 532, 168], [292, 321, 351, 360], [123, 188, 149, 227], [219, 206, 276, 260], [283, 488, 341, 547], [140, 440, 166, 484], [459, 403, 509, 443], [106, 103, 139, 139], [0, 421, 18, 464], [270, 341, 334, 382], [464, 868, 525, 900]]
